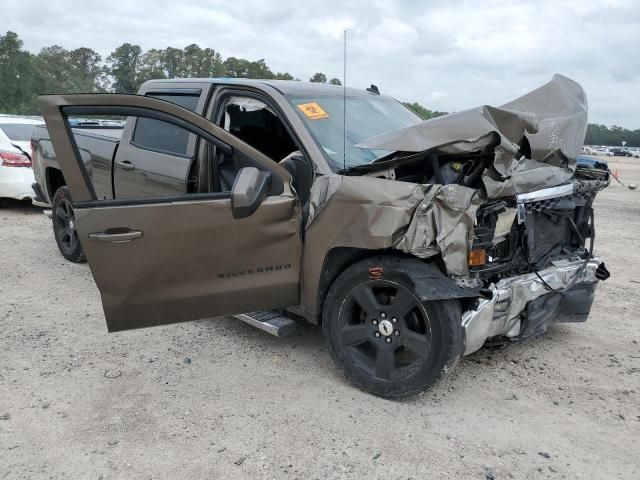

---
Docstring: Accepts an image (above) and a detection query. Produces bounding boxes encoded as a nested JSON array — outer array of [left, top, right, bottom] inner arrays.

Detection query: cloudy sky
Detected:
[[3, 0, 639, 127]]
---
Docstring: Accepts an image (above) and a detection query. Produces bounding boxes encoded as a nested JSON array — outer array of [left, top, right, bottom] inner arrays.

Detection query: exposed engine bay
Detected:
[[357, 148, 609, 283]]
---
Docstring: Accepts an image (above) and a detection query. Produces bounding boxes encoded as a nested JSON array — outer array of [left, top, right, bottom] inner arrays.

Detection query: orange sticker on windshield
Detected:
[[297, 102, 329, 120]]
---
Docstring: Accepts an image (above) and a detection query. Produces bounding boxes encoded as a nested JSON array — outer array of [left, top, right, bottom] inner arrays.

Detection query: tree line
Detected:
[[0, 31, 342, 114], [1, 30, 636, 145], [584, 124, 639, 148]]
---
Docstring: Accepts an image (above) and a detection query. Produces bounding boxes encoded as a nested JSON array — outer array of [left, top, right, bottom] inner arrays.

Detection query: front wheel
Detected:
[[52, 187, 86, 263], [322, 256, 463, 399]]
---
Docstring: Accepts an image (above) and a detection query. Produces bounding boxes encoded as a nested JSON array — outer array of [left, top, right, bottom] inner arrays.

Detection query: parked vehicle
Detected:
[[0, 126, 35, 202], [33, 74, 609, 398], [0, 115, 44, 155], [593, 148, 614, 156], [31, 121, 123, 258], [576, 155, 609, 181], [609, 148, 632, 157]]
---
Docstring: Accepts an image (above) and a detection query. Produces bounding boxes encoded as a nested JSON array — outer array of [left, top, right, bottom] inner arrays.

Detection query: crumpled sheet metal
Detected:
[[355, 105, 538, 155], [394, 184, 480, 275], [356, 74, 587, 199], [461, 257, 601, 355], [305, 175, 479, 276]]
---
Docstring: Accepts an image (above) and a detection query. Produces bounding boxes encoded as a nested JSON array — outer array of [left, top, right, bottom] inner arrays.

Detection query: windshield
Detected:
[[0, 123, 40, 142], [287, 95, 422, 171]]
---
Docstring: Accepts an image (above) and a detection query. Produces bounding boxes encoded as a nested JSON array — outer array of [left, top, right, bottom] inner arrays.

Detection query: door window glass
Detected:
[[64, 109, 278, 202], [132, 93, 200, 156], [219, 96, 297, 161]]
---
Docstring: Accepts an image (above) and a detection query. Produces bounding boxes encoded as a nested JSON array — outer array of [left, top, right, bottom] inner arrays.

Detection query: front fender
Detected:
[[300, 175, 480, 315]]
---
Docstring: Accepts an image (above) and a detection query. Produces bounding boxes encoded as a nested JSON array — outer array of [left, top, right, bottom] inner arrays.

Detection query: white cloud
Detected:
[[1, 0, 638, 127]]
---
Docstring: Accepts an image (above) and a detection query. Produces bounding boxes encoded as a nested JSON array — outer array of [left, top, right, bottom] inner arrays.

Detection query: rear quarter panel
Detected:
[[31, 125, 53, 202], [32, 125, 121, 202]]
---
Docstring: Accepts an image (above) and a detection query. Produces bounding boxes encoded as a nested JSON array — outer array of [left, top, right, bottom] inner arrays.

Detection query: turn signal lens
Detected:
[[468, 249, 486, 266]]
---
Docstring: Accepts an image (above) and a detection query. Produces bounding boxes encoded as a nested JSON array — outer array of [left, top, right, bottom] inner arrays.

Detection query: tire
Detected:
[[322, 256, 463, 399], [52, 187, 86, 263]]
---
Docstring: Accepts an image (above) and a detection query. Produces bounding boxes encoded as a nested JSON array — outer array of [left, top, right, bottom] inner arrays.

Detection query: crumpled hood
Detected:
[[356, 74, 588, 198], [355, 105, 539, 155]]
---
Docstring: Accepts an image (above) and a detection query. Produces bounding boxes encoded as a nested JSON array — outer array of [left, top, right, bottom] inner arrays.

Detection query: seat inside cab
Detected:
[[219, 96, 313, 209]]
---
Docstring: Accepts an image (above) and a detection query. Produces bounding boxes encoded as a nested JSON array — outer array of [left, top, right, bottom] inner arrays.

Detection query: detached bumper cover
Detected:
[[462, 257, 603, 355]]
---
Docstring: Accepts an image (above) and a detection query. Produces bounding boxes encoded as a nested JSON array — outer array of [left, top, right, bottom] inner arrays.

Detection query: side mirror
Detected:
[[231, 167, 272, 219]]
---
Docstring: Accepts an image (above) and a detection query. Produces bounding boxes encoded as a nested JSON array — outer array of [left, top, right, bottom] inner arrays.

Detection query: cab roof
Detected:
[[146, 78, 388, 99]]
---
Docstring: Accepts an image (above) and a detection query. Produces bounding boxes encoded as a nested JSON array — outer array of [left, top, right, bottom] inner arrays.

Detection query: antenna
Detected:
[[343, 29, 347, 171]]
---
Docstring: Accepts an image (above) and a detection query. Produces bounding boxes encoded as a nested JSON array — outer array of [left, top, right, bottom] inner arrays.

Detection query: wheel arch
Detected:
[[313, 248, 481, 325], [46, 167, 66, 201]]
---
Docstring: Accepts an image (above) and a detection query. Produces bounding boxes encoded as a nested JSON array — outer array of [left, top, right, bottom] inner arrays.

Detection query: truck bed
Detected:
[[31, 124, 124, 205]]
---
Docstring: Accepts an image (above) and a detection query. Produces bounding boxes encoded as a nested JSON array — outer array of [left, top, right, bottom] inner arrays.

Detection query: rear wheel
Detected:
[[322, 256, 463, 399], [52, 187, 86, 263]]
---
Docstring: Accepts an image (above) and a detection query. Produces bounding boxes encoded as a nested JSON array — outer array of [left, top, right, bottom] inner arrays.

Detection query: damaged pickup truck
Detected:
[[38, 74, 609, 398]]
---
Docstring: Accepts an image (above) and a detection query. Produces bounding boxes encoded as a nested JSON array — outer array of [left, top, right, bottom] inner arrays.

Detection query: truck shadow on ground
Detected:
[[195, 313, 579, 401], [0, 198, 42, 214], [204, 315, 325, 353]]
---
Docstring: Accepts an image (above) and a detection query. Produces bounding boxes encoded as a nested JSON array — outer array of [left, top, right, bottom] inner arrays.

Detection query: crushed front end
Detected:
[[462, 176, 610, 354], [340, 74, 611, 355]]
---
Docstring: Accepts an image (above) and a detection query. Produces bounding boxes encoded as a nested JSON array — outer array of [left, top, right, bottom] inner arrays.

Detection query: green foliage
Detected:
[[0, 31, 39, 113], [182, 44, 224, 78], [309, 72, 327, 83], [585, 124, 639, 147], [274, 72, 295, 80], [329, 78, 342, 86], [106, 43, 142, 93], [402, 102, 447, 120], [37, 45, 104, 94]]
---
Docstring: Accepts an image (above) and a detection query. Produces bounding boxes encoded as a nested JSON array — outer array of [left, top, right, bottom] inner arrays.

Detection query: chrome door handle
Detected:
[[88, 229, 143, 243], [116, 160, 135, 171]]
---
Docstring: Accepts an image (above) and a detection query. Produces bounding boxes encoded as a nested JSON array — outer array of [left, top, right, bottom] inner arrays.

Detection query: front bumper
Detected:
[[462, 257, 603, 355]]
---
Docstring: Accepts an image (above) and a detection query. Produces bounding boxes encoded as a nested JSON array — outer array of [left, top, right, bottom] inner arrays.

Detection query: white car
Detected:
[[594, 148, 614, 157], [0, 119, 37, 202]]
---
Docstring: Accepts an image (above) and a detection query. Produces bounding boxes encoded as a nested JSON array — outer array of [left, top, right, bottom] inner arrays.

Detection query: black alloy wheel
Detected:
[[52, 187, 86, 263], [337, 280, 432, 381], [322, 256, 463, 399]]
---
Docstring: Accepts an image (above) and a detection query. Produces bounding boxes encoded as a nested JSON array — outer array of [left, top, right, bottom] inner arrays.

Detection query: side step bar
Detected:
[[233, 311, 297, 337]]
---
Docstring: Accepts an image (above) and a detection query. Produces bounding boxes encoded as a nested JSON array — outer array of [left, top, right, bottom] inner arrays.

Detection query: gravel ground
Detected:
[[1, 156, 639, 479]]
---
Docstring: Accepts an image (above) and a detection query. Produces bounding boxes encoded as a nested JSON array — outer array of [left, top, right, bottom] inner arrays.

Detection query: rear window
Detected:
[[132, 93, 200, 156], [0, 123, 40, 142]]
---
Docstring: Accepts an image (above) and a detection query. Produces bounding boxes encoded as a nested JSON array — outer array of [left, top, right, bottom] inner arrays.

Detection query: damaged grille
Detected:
[[471, 179, 608, 282]]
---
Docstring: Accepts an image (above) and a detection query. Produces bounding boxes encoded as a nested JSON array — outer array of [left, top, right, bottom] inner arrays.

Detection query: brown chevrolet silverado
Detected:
[[32, 75, 610, 398]]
